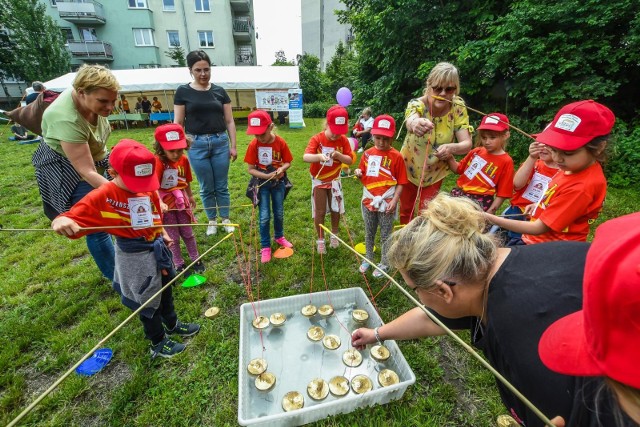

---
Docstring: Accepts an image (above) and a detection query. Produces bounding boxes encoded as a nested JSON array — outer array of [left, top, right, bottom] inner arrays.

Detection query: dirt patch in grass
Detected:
[[22, 365, 58, 400], [437, 339, 482, 422]]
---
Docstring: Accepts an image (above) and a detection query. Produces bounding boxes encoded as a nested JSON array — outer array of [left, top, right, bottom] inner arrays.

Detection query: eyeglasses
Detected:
[[431, 86, 457, 94]]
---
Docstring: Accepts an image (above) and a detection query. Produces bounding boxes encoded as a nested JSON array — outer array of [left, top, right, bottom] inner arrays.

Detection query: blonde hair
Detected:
[[73, 64, 120, 93], [362, 107, 372, 117], [606, 378, 640, 425], [475, 129, 509, 148], [387, 194, 498, 288], [424, 62, 461, 96]]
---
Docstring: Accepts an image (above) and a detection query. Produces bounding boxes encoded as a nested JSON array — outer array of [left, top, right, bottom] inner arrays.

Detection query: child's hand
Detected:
[[52, 217, 81, 237], [162, 230, 174, 248], [386, 198, 398, 213], [318, 153, 330, 163], [188, 196, 196, 209], [274, 167, 284, 180], [160, 201, 169, 213], [354, 168, 363, 178], [529, 142, 543, 158], [523, 204, 537, 217]]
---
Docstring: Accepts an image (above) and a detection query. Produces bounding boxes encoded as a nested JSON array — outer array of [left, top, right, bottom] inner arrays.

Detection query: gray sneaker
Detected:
[[150, 337, 186, 359], [165, 320, 201, 337]]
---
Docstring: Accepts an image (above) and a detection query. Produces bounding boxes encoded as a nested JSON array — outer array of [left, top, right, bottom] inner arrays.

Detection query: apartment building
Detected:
[[301, 0, 352, 71]]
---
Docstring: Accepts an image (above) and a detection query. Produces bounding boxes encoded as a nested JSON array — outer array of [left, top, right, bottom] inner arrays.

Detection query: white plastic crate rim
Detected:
[[238, 287, 416, 426]]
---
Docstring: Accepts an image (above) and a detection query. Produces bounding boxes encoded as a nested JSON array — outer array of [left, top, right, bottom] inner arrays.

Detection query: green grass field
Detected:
[[1, 119, 638, 426]]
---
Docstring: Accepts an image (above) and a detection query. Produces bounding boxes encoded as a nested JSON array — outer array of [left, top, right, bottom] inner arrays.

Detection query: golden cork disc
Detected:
[[252, 315, 270, 330], [352, 309, 369, 324], [322, 334, 341, 350], [370, 344, 391, 362], [329, 376, 350, 397], [351, 374, 373, 394], [255, 372, 276, 392], [307, 326, 325, 342], [247, 358, 267, 376], [282, 391, 304, 412], [306, 378, 329, 400], [377, 369, 400, 387], [342, 348, 363, 367], [496, 414, 521, 427], [301, 304, 317, 317], [270, 312, 287, 327], [318, 304, 334, 317], [204, 307, 220, 319]]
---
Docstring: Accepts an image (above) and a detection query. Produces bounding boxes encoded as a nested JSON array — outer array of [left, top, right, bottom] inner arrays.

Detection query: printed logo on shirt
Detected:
[[554, 114, 581, 132], [134, 163, 153, 177]]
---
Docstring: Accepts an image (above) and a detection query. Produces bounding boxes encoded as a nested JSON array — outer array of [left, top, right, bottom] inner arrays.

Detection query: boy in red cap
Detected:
[[486, 100, 613, 243], [153, 123, 203, 275], [303, 105, 353, 254], [243, 110, 294, 263], [52, 139, 200, 359], [539, 212, 640, 426], [445, 113, 515, 213], [353, 115, 408, 277]]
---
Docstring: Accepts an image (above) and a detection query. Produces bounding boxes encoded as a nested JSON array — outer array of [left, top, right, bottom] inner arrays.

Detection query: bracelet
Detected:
[[374, 326, 384, 345]]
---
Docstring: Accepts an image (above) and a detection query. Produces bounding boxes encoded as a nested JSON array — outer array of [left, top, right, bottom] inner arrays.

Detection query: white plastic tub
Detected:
[[238, 287, 415, 426]]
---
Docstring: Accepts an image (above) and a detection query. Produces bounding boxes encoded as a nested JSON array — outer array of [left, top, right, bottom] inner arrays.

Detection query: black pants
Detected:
[[139, 285, 177, 345]]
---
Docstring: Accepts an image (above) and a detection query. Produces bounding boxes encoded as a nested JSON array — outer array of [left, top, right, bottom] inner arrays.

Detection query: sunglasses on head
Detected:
[[431, 85, 457, 94]]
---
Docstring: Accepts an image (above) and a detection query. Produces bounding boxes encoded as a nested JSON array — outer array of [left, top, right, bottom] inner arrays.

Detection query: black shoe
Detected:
[[192, 260, 205, 273], [165, 320, 200, 338], [175, 264, 186, 275], [150, 337, 186, 359]]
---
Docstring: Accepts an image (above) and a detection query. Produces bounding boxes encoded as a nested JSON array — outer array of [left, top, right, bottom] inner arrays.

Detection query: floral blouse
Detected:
[[400, 96, 473, 187]]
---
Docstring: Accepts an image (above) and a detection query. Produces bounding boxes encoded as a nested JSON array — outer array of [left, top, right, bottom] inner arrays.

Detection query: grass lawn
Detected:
[[0, 118, 638, 426]]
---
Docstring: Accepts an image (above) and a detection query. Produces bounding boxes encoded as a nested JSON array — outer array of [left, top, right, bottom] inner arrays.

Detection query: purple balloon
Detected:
[[336, 87, 352, 107]]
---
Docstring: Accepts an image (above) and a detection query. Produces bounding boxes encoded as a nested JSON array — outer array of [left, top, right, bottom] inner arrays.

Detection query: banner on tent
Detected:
[[288, 89, 304, 129], [255, 90, 289, 111]]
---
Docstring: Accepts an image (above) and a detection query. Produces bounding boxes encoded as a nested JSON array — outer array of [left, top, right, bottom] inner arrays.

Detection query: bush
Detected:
[[304, 101, 336, 118], [606, 121, 640, 188]]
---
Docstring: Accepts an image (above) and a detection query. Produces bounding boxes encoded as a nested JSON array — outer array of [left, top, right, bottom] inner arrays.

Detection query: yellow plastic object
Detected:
[[273, 247, 294, 259], [354, 243, 376, 254]]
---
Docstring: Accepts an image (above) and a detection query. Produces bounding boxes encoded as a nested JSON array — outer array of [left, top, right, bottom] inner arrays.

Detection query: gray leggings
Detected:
[[361, 203, 395, 266]]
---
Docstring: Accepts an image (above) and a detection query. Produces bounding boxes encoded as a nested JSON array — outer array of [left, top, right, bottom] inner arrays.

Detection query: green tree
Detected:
[[164, 45, 186, 67], [297, 53, 330, 103], [0, 0, 70, 97], [325, 41, 357, 99], [272, 49, 294, 66]]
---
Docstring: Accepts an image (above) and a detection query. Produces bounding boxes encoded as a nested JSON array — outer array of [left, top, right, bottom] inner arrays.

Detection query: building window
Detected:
[[128, 0, 147, 9], [198, 31, 214, 47], [79, 27, 98, 41], [167, 31, 180, 47], [163, 0, 175, 11], [139, 64, 160, 69], [50, 0, 57, 6], [133, 29, 154, 46], [60, 28, 73, 44], [195, 0, 210, 12]]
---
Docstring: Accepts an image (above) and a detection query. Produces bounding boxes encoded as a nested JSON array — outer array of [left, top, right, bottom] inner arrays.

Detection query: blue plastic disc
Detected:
[[75, 348, 113, 376]]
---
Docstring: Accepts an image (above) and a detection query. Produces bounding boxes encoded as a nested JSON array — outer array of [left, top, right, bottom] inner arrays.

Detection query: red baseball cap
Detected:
[[326, 105, 349, 135], [110, 139, 159, 193], [538, 212, 640, 388], [535, 100, 615, 150], [246, 110, 272, 135], [371, 114, 396, 138], [477, 113, 509, 132], [154, 123, 187, 150]]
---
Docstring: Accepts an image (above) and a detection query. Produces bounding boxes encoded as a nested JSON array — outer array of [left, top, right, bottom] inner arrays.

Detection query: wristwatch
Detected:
[[374, 326, 384, 345]]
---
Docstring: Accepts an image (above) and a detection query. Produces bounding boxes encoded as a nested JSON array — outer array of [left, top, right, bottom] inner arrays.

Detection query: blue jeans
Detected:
[[188, 133, 231, 220], [258, 180, 285, 248], [71, 181, 115, 281]]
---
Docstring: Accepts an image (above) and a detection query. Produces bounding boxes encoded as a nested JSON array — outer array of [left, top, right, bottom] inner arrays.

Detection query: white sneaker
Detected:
[[357, 148, 363, 153], [206, 220, 218, 236], [222, 218, 235, 233]]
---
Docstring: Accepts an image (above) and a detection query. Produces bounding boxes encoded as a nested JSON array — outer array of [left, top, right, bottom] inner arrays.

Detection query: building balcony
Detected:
[[56, 0, 106, 24], [235, 48, 254, 66], [67, 40, 113, 61], [230, 0, 250, 13], [233, 18, 252, 42]]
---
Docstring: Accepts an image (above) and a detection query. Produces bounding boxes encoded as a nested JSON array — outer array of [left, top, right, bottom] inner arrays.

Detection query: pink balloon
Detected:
[[348, 137, 358, 151], [336, 87, 352, 107]]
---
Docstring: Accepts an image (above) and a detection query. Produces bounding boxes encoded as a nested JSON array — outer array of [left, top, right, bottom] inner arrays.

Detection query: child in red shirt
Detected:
[[303, 105, 353, 254], [486, 100, 614, 243], [446, 113, 514, 213], [354, 115, 408, 278], [153, 124, 203, 274], [52, 140, 200, 359], [243, 110, 294, 263]]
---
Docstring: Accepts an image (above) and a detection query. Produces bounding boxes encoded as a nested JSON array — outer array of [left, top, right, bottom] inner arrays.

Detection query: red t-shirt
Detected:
[[155, 155, 192, 208], [510, 159, 559, 209], [304, 132, 352, 182], [523, 162, 606, 244], [59, 181, 163, 241], [358, 147, 408, 210], [455, 147, 514, 197], [243, 135, 293, 171]]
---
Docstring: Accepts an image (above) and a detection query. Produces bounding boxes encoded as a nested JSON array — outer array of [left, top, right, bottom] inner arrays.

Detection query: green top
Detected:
[[41, 88, 110, 161]]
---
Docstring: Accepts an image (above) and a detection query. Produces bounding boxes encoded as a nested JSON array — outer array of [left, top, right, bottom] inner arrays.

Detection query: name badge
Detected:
[[160, 169, 178, 189], [129, 196, 154, 229], [366, 155, 382, 177], [522, 172, 552, 203], [464, 155, 487, 180], [258, 146, 273, 166], [321, 146, 335, 167]]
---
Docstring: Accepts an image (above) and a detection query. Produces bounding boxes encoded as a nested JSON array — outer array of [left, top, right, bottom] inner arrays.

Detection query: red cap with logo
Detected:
[[538, 212, 640, 388], [326, 105, 349, 135], [154, 123, 187, 150], [371, 114, 396, 138], [246, 110, 273, 135], [535, 100, 615, 151], [477, 113, 510, 132], [109, 139, 159, 193]]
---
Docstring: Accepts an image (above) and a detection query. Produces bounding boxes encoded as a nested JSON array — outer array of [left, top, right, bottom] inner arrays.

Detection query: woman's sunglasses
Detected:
[[431, 86, 457, 94]]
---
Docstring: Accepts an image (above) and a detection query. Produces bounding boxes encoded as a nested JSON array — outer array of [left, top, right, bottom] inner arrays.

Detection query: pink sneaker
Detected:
[[261, 248, 272, 263], [275, 236, 293, 248], [316, 239, 326, 254], [329, 234, 339, 249]]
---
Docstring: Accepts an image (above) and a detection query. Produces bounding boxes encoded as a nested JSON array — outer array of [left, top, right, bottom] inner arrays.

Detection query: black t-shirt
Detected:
[[173, 83, 231, 135], [141, 99, 152, 113], [436, 241, 634, 426]]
